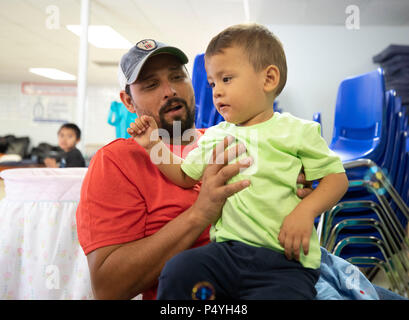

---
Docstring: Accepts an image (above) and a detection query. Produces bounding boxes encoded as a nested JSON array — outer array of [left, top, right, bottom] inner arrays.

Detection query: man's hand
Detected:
[[192, 136, 252, 226], [296, 171, 313, 199], [127, 115, 160, 150]]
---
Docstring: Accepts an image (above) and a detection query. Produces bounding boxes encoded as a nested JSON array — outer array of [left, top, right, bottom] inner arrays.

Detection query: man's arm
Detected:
[[87, 137, 252, 299], [87, 204, 209, 299]]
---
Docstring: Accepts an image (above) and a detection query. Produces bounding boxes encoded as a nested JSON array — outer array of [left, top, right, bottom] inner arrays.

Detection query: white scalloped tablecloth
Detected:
[[0, 168, 93, 299]]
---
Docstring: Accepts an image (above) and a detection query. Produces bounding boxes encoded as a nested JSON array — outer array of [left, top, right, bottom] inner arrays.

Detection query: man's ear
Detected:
[[120, 90, 137, 114], [263, 65, 280, 94]]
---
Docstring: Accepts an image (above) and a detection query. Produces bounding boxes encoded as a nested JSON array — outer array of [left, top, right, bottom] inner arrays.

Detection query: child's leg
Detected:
[[157, 242, 240, 300], [237, 244, 320, 300]]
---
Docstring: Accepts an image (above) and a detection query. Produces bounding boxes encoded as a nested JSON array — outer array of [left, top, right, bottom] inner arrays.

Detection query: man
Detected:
[[76, 39, 312, 300]]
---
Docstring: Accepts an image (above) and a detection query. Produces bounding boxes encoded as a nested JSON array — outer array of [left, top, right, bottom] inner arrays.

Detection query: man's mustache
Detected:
[[159, 97, 188, 114]]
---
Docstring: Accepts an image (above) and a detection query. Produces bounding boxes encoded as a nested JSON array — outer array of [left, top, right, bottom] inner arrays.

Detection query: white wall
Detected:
[[0, 83, 119, 158], [267, 25, 409, 143]]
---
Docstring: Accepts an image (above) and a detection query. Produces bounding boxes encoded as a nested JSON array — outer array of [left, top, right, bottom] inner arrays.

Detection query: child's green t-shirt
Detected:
[[181, 112, 345, 269]]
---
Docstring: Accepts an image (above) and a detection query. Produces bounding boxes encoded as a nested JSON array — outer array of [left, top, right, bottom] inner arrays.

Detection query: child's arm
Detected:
[[44, 157, 58, 168], [127, 115, 198, 188], [278, 172, 348, 261]]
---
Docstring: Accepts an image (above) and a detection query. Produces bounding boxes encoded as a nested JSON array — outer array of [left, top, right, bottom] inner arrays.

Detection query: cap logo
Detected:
[[136, 39, 157, 51]]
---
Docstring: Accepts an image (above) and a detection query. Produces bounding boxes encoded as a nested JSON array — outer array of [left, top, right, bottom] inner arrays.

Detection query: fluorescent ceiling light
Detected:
[[66, 25, 132, 49], [29, 68, 76, 81]]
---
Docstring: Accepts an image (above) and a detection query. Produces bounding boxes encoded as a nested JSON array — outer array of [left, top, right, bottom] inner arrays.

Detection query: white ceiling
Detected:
[[1, 0, 408, 86]]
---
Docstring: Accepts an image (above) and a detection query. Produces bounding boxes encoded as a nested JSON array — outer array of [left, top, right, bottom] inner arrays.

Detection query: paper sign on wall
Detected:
[[21, 82, 76, 123]]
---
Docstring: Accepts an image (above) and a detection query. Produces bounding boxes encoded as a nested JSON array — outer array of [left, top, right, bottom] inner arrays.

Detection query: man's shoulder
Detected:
[[91, 138, 146, 166], [99, 138, 142, 154]]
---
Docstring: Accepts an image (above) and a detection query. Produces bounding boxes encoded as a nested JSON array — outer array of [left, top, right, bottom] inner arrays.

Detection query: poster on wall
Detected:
[[21, 82, 76, 123], [0, 84, 29, 120]]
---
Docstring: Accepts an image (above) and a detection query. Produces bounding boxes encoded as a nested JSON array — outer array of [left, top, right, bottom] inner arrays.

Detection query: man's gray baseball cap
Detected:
[[118, 39, 189, 90]]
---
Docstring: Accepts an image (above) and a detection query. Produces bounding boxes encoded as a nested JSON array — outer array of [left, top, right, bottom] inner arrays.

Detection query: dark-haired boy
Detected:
[[44, 123, 86, 168], [130, 23, 349, 299]]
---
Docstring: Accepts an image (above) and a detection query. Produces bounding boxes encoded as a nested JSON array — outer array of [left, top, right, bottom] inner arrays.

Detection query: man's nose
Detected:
[[162, 81, 177, 99]]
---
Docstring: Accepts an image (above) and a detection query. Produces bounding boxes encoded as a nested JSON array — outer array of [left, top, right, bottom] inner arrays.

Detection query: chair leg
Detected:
[[333, 236, 409, 297], [327, 217, 409, 275], [347, 257, 400, 294]]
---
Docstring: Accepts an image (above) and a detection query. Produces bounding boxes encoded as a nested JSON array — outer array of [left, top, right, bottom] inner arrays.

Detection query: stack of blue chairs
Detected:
[[316, 68, 409, 297]]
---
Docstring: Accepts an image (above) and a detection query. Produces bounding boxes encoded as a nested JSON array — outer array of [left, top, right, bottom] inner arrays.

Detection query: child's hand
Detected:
[[44, 157, 58, 168], [127, 115, 160, 150], [278, 209, 315, 261]]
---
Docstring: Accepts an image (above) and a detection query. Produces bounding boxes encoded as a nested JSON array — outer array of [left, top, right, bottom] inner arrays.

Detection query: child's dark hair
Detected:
[[59, 123, 81, 140], [205, 23, 287, 96]]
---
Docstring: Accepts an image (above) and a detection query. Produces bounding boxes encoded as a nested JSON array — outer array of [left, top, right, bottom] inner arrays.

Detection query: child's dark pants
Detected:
[[157, 240, 320, 300]]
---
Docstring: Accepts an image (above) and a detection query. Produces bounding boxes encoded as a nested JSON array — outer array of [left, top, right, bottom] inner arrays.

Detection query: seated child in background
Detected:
[[128, 23, 349, 299], [44, 123, 86, 168]]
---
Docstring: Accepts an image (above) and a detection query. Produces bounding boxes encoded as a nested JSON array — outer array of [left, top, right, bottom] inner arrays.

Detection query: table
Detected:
[[0, 162, 45, 174], [0, 168, 93, 299]]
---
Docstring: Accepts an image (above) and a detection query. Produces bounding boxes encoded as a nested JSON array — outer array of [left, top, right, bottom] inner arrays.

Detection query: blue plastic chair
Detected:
[[339, 91, 403, 199], [273, 100, 283, 113], [192, 53, 224, 128], [401, 139, 409, 205], [376, 92, 402, 180], [329, 68, 386, 163], [391, 132, 409, 228], [313, 112, 321, 124], [319, 70, 409, 295], [323, 124, 409, 246], [313, 112, 323, 136], [340, 95, 407, 207], [314, 79, 391, 226]]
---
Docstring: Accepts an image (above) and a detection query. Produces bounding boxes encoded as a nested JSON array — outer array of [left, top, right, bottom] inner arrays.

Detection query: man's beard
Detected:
[[158, 97, 196, 139]]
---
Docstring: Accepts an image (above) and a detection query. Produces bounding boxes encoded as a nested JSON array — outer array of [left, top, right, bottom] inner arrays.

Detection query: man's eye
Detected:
[[172, 73, 185, 81], [144, 82, 157, 89], [208, 82, 215, 89], [223, 76, 232, 83]]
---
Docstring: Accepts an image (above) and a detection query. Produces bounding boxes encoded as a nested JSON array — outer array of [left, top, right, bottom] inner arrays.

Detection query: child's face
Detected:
[[205, 46, 271, 126], [58, 128, 79, 152]]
